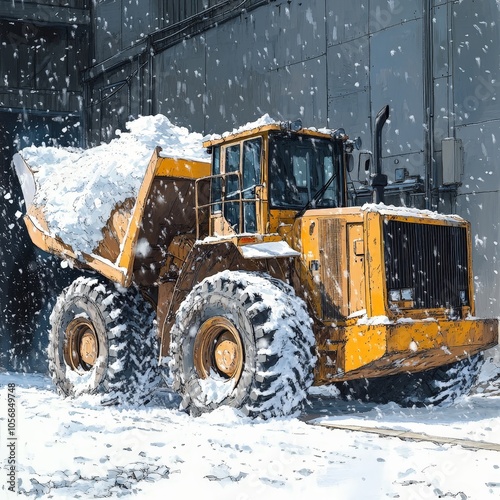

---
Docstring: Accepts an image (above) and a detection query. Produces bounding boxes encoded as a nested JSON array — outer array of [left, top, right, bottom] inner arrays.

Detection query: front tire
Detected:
[[169, 270, 316, 419], [48, 276, 160, 405]]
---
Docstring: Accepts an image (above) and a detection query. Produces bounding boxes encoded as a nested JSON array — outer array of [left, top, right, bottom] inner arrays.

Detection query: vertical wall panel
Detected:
[[369, 0, 422, 30], [370, 19, 424, 161], [155, 36, 206, 132], [453, 0, 500, 126], [326, 0, 368, 44], [93, 0, 160, 61], [456, 190, 500, 316], [154, 1, 329, 133], [93, 0, 121, 61], [452, 1, 500, 316]]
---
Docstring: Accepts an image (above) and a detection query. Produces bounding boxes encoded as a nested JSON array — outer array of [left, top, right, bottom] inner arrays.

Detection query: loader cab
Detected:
[[201, 122, 351, 238]]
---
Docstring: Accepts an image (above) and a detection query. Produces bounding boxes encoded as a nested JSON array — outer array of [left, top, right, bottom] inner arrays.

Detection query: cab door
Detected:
[[217, 137, 262, 234], [242, 138, 262, 233], [223, 144, 241, 230]]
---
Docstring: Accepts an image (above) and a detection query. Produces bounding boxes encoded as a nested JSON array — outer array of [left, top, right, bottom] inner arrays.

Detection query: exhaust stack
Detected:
[[372, 105, 390, 204]]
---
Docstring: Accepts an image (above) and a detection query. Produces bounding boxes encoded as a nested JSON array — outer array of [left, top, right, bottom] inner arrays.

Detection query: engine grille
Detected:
[[383, 220, 469, 310], [319, 219, 344, 319]]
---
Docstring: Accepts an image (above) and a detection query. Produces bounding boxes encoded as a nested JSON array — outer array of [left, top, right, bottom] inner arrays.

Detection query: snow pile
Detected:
[[17, 115, 209, 256], [238, 241, 300, 258], [361, 202, 465, 223], [475, 346, 500, 395], [27, 462, 170, 497], [204, 113, 277, 141]]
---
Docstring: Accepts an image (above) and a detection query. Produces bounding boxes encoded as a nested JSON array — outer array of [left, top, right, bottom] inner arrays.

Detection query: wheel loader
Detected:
[[13, 108, 498, 418]]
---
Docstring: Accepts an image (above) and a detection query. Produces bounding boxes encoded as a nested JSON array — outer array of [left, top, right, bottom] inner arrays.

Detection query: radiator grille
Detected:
[[319, 219, 344, 319], [383, 220, 469, 310]]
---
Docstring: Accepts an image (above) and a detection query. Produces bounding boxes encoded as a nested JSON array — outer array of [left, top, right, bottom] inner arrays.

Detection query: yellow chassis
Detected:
[[315, 316, 498, 384]]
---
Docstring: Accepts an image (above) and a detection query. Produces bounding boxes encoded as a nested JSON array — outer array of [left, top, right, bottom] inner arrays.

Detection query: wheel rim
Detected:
[[194, 317, 244, 382], [64, 318, 99, 372]]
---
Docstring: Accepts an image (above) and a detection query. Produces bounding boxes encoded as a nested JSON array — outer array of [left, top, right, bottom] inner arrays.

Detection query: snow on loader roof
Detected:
[[13, 115, 210, 286]]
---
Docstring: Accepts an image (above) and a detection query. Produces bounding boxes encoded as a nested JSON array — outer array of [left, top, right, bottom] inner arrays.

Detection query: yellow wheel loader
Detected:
[[14, 109, 498, 417]]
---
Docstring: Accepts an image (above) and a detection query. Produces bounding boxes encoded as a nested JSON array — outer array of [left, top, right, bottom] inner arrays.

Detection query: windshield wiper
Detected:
[[295, 173, 337, 219]]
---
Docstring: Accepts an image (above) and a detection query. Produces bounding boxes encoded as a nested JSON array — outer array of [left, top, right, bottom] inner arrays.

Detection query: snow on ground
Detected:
[[15, 115, 209, 256], [310, 355, 500, 445], [6, 114, 500, 497], [1, 351, 500, 499]]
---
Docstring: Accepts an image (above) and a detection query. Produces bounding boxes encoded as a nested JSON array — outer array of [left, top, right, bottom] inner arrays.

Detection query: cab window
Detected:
[[269, 133, 339, 210]]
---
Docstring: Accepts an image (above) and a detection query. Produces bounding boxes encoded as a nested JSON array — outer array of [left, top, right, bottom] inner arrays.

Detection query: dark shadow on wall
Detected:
[[0, 111, 80, 373]]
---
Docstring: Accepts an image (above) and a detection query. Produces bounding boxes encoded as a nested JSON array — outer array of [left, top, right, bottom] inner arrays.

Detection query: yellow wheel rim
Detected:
[[193, 317, 244, 382], [64, 318, 99, 371]]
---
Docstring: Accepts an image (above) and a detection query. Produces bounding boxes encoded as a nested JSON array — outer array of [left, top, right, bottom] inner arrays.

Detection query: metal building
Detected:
[[86, 0, 500, 319], [1, 0, 499, 370], [0, 0, 89, 370]]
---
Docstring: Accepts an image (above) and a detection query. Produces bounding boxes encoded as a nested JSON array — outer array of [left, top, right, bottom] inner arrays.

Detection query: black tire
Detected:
[[48, 276, 160, 405], [339, 353, 484, 407], [169, 270, 316, 419]]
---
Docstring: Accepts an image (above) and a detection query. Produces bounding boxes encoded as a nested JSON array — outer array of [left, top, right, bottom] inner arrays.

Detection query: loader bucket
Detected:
[[14, 147, 210, 287]]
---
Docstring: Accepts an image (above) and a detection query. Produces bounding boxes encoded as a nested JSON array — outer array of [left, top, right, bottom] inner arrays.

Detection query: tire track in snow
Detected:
[[306, 420, 500, 452]]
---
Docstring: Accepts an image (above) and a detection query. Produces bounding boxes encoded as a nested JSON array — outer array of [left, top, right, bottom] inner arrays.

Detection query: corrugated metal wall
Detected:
[[452, 0, 500, 317], [86, 0, 500, 316], [0, 1, 89, 371]]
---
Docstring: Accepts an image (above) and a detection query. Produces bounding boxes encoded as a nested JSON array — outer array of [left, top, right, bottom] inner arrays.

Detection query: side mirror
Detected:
[[344, 137, 362, 154], [358, 151, 372, 184], [347, 154, 355, 173]]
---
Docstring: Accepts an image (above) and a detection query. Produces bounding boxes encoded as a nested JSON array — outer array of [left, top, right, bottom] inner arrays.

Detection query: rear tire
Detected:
[[169, 270, 316, 419], [339, 353, 484, 406], [48, 276, 160, 405]]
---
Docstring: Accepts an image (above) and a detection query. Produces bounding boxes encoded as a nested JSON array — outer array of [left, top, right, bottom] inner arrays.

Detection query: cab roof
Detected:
[[202, 121, 336, 148]]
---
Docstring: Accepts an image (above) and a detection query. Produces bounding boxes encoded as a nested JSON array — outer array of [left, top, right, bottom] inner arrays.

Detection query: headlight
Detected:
[[401, 288, 414, 301], [389, 288, 414, 309]]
